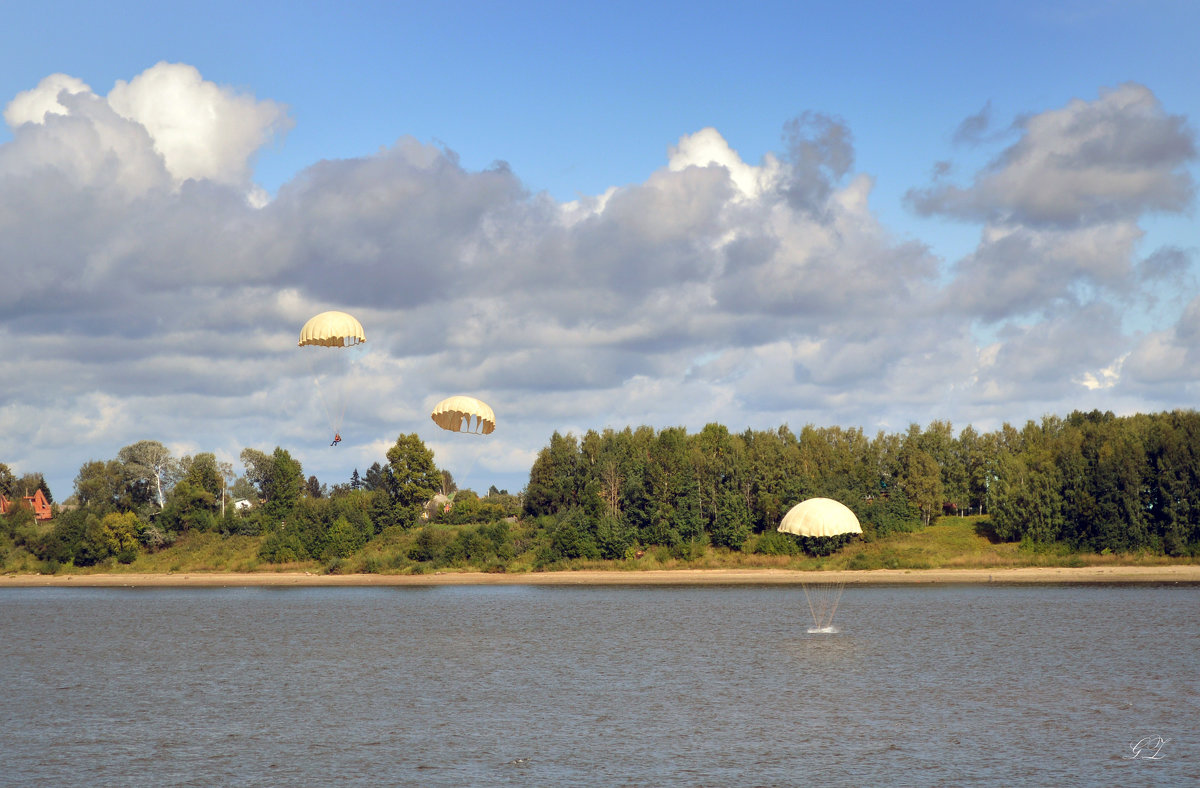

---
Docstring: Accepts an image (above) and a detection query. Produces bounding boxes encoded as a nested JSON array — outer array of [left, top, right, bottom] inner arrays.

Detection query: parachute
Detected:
[[429, 395, 495, 495], [298, 310, 366, 441], [779, 497, 862, 539], [431, 395, 495, 435], [778, 497, 862, 633], [298, 310, 365, 348]]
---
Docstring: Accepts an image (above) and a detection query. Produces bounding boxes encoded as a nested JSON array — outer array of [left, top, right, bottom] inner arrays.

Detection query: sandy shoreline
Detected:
[[2, 565, 1199, 587]]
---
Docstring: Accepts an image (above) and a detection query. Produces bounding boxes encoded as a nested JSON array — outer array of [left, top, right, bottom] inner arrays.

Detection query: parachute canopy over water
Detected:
[[779, 497, 861, 633], [298, 311, 366, 347], [778, 497, 862, 538], [431, 395, 495, 435]]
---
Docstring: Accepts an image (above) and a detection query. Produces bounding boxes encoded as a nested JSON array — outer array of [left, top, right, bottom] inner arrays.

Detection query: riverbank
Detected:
[[4, 564, 1200, 587]]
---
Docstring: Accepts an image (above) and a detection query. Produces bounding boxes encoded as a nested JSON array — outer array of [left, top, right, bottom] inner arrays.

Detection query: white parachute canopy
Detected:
[[778, 497, 861, 633], [778, 497, 863, 538], [431, 395, 496, 435], [298, 310, 365, 347], [429, 395, 495, 492]]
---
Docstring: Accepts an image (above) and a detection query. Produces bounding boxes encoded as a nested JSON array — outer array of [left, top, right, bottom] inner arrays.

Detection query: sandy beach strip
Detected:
[[3, 565, 1199, 587]]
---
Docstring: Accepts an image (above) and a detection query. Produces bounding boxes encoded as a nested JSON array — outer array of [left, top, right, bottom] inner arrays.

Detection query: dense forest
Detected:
[[522, 410, 1200, 559], [2, 409, 1199, 573]]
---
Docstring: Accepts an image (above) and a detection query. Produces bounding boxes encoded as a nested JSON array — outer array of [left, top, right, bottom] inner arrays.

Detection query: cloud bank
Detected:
[[0, 65, 1196, 497]]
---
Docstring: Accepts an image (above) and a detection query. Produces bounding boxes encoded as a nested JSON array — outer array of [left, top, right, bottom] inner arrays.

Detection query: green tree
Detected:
[[548, 508, 600, 560], [1145, 411, 1200, 555], [239, 448, 274, 499], [956, 426, 994, 515], [229, 476, 258, 503], [900, 449, 943, 528], [181, 453, 223, 499], [524, 431, 582, 517], [641, 426, 692, 546], [159, 480, 217, 533], [0, 463, 15, 497], [362, 462, 388, 492], [73, 459, 129, 511], [262, 448, 303, 520], [991, 449, 1064, 543], [386, 433, 440, 526], [117, 440, 178, 509], [322, 516, 364, 559], [77, 511, 142, 565], [305, 475, 324, 498], [1, 493, 38, 538], [710, 488, 751, 550]]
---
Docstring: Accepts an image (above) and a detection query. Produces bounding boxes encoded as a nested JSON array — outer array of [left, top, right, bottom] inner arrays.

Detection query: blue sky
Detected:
[[1, 1, 1198, 499]]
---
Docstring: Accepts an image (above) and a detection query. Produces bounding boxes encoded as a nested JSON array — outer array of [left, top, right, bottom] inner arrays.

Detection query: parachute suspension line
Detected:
[[460, 437, 491, 487], [802, 581, 846, 631], [777, 499, 861, 633], [303, 354, 342, 436]]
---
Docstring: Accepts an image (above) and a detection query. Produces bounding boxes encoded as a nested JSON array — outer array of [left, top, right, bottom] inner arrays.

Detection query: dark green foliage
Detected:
[[262, 448, 303, 520], [73, 459, 130, 512], [795, 533, 856, 556], [547, 508, 601, 560], [524, 432, 582, 517], [409, 526, 454, 563], [13, 409, 1197, 574], [518, 411, 1200, 557], [384, 433, 441, 527], [182, 453, 223, 499], [710, 489, 750, 550], [362, 462, 388, 491], [432, 489, 519, 525], [519, 422, 925, 558], [752, 530, 802, 556], [0, 463, 14, 497], [854, 494, 915, 539], [323, 516, 364, 559], [594, 513, 636, 560], [1, 495, 37, 538], [157, 480, 217, 533], [985, 410, 1200, 553], [409, 522, 514, 568], [258, 527, 308, 563]]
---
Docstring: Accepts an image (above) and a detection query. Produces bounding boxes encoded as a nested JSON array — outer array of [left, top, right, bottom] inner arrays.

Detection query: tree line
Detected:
[[522, 410, 1200, 558], [3, 408, 1199, 572], [0, 435, 520, 570]]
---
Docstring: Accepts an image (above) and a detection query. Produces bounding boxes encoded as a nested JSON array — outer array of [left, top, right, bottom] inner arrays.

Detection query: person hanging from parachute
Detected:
[[298, 310, 365, 448]]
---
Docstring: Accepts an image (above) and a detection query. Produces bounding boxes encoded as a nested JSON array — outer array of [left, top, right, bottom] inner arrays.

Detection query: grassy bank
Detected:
[[6, 515, 1195, 577]]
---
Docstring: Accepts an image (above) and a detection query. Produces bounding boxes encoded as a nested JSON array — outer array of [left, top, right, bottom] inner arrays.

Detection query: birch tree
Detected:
[[117, 440, 177, 508]]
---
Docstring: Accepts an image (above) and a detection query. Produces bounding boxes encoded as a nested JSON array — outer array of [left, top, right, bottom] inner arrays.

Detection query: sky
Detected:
[[2, 0, 1198, 501]]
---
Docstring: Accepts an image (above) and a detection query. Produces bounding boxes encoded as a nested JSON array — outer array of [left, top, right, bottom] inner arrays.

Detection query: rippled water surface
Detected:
[[2, 583, 1197, 786]]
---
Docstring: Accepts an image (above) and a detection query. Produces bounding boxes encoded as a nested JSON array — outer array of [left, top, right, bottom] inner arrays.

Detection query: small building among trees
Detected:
[[0, 489, 53, 521]]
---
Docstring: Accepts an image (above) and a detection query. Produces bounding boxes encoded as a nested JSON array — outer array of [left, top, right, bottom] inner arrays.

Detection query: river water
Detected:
[[1, 583, 1196, 786]]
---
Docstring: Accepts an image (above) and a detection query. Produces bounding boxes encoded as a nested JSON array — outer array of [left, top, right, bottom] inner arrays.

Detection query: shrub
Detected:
[[549, 509, 600, 560], [752, 531, 801, 556], [409, 526, 453, 564], [322, 516, 364, 559]]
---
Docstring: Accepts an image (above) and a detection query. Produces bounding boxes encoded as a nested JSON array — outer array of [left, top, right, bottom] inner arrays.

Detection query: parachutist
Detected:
[[299, 310, 365, 450]]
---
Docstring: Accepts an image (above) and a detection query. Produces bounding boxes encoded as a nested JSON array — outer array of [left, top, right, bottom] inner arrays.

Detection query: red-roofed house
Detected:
[[0, 489, 53, 520]]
